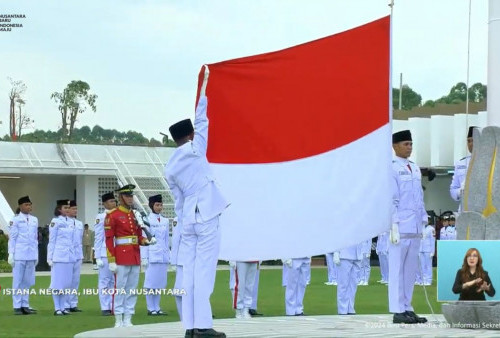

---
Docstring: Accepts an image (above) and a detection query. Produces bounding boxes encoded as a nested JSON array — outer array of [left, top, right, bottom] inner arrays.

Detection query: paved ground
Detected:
[[75, 314, 500, 338]]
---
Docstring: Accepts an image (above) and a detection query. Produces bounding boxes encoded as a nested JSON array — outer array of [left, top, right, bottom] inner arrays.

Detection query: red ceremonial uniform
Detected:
[[105, 206, 147, 265]]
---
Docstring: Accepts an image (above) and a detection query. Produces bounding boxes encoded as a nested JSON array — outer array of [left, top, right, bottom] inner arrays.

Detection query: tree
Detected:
[[393, 85, 422, 110], [51, 81, 97, 141], [468, 82, 487, 103], [7, 77, 27, 140], [435, 82, 487, 104], [16, 98, 34, 137]]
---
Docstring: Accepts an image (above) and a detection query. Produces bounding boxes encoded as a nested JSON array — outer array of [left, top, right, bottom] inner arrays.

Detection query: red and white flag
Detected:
[[197, 16, 392, 260]]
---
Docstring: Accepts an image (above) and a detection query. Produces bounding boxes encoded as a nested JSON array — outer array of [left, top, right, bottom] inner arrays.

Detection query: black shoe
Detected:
[[295, 312, 305, 316], [62, 309, 70, 315], [54, 310, 64, 316], [14, 308, 24, 315], [193, 328, 226, 337], [69, 307, 82, 312], [249, 309, 263, 316], [393, 312, 416, 324], [21, 307, 36, 314], [156, 309, 168, 316], [405, 311, 427, 323], [185, 329, 194, 338], [147, 310, 158, 316], [101, 310, 112, 316]]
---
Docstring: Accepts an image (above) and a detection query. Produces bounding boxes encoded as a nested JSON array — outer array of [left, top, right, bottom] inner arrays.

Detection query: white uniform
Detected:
[[142, 212, 170, 313], [94, 211, 114, 312], [230, 261, 258, 317], [170, 217, 184, 320], [450, 155, 470, 211], [164, 95, 229, 330], [284, 257, 310, 316], [376, 232, 389, 283], [336, 243, 363, 314], [417, 225, 435, 285], [251, 264, 260, 310], [325, 253, 338, 284], [439, 226, 448, 240], [358, 239, 371, 285], [389, 157, 427, 314], [446, 226, 457, 240], [66, 217, 84, 309], [8, 212, 39, 310], [48, 215, 76, 312]]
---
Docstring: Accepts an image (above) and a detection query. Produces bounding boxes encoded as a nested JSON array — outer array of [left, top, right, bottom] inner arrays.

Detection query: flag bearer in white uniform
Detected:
[[283, 257, 310, 316], [142, 194, 170, 316], [389, 130, 428, 324], [8, 195, 38, 315], [419, 223, 435, 286], [66, 200, 84, 312], [376, 231, 389, 284], [450, 126, 477, 211], [164, 66, 228, 338], [229, 260, 258, 319], [94, 192, 116, 316], [105, 184, 155, 328], [48, 199, 75, 316], [334, 242, 362, 314]]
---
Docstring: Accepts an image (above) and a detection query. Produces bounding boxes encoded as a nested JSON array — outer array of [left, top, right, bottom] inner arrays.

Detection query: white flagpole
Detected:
[[487, 0, 500, 126]]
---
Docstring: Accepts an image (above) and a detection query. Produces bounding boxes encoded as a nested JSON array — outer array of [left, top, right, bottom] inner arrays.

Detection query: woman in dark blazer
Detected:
[[452, 248, 495, 300]]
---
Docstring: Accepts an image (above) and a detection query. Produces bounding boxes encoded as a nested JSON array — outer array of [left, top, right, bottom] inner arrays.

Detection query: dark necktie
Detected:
[[407, 164, 412, 172]]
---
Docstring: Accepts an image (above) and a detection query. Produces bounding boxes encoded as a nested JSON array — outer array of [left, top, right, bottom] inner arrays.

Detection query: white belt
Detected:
[[400, 233, 422, 239], [115, 237, 138, 245]]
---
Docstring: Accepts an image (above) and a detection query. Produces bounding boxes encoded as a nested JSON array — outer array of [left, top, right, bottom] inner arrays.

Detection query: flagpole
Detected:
[[389, 0, 394, 126], [465, 0, 472, 148]]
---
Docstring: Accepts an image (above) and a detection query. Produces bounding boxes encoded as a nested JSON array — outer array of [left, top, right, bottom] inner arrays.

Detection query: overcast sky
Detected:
[[0, 0, 489, 139]]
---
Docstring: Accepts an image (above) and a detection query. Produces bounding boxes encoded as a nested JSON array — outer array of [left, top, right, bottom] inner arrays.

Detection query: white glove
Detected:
[[146, 237, 157, 245], [141, 258, 148, 269], [333, 252, 340, 265], [47, 260, 53, 267], [365, 253, 371, 258], [109, 262, 117, 273], [200, 65, 209, 96], [169, 265, 177, 272], [8, 254, 14, 266], [389, 223, 400, 244], [229, 261, 236, 268], [96, 258, 104, 268], [283, 259, 292, 268], [430, 252, 434, 257]]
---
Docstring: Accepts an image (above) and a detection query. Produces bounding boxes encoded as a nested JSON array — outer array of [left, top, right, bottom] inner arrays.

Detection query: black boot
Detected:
[[393, 312, 416, 324], [405, 311, 427, 323], [193, 328, 226, 337]]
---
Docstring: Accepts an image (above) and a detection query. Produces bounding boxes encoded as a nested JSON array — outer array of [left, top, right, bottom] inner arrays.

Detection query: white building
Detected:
[[0, 142, 173, 233]]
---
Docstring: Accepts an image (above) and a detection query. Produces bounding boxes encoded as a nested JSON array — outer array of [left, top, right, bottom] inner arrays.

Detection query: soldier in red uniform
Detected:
[[105, 184, 155, 328]]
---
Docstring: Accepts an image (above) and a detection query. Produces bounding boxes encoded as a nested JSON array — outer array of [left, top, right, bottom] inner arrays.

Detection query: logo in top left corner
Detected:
[[0, 14, 26, 32]]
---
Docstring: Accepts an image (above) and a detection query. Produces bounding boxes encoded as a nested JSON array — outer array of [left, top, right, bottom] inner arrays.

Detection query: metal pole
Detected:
[[487, 0, 500, 126], [399, 73, 403, 110]]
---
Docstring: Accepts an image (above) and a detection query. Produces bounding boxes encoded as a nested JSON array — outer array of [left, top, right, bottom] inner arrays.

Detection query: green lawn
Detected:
[[0, 267, 440, 337]]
